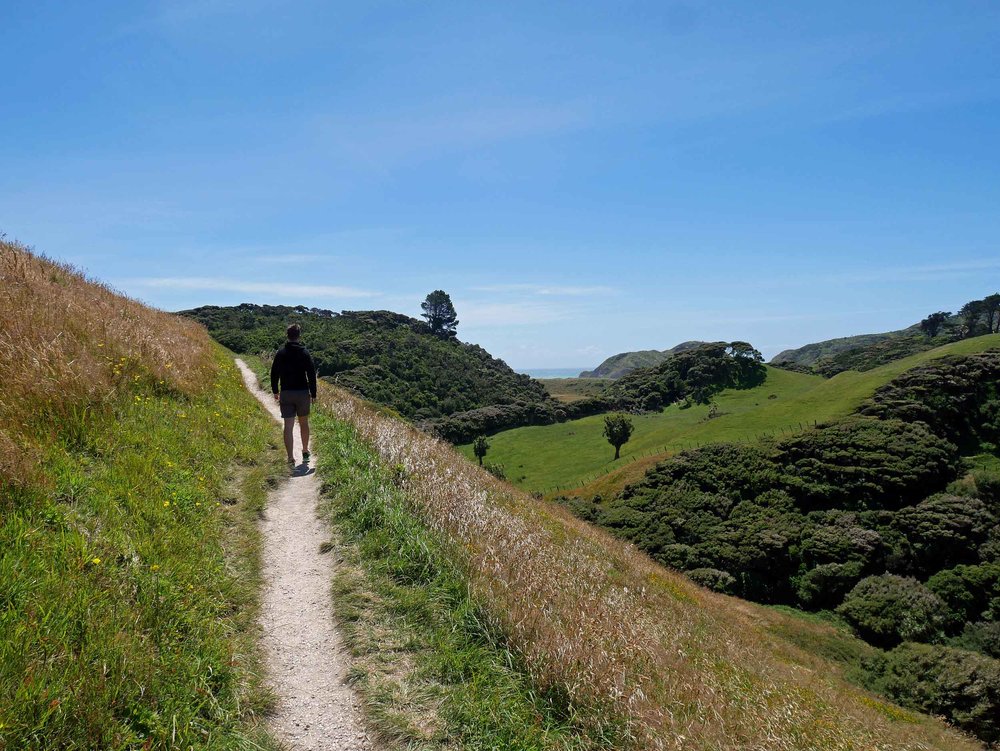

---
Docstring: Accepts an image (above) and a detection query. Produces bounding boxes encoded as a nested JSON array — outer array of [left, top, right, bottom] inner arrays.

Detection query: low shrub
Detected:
[[837, 575, 950, 647], [874, 642, 1000, 744], [686, 568, 736, 594]]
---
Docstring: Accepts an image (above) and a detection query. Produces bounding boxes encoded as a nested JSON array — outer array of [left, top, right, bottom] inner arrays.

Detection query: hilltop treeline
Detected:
[[774, 293, 1000, 377], [427, 342, 766, 442], [570, 350, 1000, 742], [181, 304, 550, 420]]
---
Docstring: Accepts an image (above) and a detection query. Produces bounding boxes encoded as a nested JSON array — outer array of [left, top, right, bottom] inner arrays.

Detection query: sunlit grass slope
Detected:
[[463, 335, 1000, 494], [0, 241, 279, 750], [315, 381, 982, 750]]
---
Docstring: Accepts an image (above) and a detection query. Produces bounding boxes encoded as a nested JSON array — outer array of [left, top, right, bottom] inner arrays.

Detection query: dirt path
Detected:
[[236, 359, 376, 751]]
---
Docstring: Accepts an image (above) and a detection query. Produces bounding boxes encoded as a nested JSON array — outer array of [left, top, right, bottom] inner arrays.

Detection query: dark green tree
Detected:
[[960, 300, 985, 338], [421, 290, 459, 338], [603, 413, 634, 460], [472, 435, 490, 466], [984, 293, 1000, 333], [836, 574, 949, 647], [919, 311, 951, 338]]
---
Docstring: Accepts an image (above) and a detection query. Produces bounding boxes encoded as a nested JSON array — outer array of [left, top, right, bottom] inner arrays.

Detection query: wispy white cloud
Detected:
[[833, 259, 1000, 284], [470, 283, 618, 296], [311, 101, 594, 171], [458, 300, 576, 328], [125, 276, 378, 298], [251, 253, 336, 265]]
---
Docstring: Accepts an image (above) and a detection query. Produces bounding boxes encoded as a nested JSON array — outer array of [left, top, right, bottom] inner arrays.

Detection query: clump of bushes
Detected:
[[605, 342, 766, 411], [871, 642, 1000, 744], [686, 568, 736, 594], [182, 304, 552, 422], [836, 575, 950, 647]]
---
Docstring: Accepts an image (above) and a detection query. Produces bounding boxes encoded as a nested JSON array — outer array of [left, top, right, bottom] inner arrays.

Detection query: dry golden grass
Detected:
[[0, 238, 214, 488], [320, 387, 984, 751]]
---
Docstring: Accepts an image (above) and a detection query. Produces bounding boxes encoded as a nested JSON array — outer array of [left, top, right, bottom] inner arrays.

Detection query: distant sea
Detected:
[[518, 367, 588, 379]]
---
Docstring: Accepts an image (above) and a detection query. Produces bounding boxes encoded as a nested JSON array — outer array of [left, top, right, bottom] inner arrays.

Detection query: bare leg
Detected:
[[283, 417, 295, 462], [299, 415, 310, 455]]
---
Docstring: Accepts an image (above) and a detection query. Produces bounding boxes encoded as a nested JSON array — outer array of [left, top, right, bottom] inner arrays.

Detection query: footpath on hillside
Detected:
[[235, 359, 377, 751]]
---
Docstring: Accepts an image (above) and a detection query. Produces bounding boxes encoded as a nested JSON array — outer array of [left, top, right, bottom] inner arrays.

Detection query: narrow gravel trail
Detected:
[[236, 359, 376, 751]]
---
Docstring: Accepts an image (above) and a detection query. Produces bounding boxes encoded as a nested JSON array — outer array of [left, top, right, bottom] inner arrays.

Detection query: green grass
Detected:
[[311, 412, 616, 750], [461, 335, 1000, 492], [0, 350, 282, 751], [538, 378, 611, 403]]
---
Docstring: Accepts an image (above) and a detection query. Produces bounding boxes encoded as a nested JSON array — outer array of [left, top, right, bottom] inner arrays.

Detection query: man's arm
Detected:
[[306, 352, 318, 400], [270, 351, 281, 396]]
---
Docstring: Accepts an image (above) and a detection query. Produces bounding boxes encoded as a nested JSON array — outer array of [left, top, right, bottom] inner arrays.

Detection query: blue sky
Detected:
[[3, 1, 1000, 369]]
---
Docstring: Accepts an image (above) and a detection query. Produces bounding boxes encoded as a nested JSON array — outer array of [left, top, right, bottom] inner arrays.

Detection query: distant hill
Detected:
[[771, 298, 999, 377], [180, 304, 550, 420], [580, 340, 706, 378], [771, 330, 906, 368]]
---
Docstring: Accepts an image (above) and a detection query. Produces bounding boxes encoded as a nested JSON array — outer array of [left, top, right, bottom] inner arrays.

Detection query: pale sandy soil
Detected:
[[236, 359, 377, 751]]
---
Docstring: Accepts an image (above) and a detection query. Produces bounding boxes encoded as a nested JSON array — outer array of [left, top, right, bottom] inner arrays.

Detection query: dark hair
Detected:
[[287, 323, 301, 341]]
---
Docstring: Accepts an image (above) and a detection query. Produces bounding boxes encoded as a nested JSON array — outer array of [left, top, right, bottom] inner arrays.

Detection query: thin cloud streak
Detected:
[[125, 276, 378, 298], [458, 300, 576, 328], [470, 283, 619, 296]]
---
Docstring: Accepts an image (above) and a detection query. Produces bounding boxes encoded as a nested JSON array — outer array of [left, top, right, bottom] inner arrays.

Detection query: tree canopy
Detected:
[[603, 413, 634, 460], [421, 290, 459, 338]]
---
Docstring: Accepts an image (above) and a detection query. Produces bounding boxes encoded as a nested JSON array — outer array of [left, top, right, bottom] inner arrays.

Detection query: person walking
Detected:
[[270, 323, 318, 467]]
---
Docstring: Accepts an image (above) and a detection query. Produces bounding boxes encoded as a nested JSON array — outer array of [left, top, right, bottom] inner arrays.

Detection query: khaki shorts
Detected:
[[279, 389, 311, 418]]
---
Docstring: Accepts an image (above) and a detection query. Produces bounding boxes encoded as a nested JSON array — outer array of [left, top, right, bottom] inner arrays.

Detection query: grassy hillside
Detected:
[[772, 331, 904, 367], [770, 302, 998, 377], [1, 242, 280, 749], [461, 335, 1000, 494], [181, 304, 550, 420], [308, 373, 982, 750], [576, 350, 1000, 743]]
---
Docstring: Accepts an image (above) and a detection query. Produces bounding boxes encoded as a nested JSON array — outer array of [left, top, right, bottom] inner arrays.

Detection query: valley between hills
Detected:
[[3, 239, 999, 750]]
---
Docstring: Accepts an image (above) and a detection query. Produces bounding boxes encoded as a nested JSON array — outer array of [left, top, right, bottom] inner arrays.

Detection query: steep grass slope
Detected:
[[462, 335, 1000, 494], [0, 242, 280, 749], [310, 378, 981, 750]]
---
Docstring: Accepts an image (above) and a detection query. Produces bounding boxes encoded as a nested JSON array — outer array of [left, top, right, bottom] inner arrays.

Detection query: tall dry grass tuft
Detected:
[[320, 388, 983, 751], [0, 239, 215, 488]]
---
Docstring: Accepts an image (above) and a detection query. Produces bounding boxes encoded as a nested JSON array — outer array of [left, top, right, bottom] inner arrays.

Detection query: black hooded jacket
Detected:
[[270, 341, 318, 397]]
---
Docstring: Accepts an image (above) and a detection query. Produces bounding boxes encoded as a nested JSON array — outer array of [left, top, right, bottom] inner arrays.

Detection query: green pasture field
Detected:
[[538, 377, 611, 403], [459, 334, 1000, 493]]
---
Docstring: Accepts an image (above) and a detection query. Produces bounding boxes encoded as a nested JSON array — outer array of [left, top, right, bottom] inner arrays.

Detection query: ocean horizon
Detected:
[[518, 367, 589, 379]]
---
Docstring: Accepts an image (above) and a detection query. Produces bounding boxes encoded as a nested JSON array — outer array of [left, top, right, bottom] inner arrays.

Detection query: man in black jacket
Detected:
[[270, 323, 318, 466]]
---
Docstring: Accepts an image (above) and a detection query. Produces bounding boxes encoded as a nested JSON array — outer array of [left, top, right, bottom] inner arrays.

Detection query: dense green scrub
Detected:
[[463, 335, 1000, 493], [181, 304, 549, 421], [572, 350, 1000, 743], [311, 412, 610, 750], [0, 352, 280, 750], [434, 342, 767, 443]]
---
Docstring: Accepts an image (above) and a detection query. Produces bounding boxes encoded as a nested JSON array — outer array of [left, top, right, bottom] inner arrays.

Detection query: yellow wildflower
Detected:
[[91, 557, 101, 565]]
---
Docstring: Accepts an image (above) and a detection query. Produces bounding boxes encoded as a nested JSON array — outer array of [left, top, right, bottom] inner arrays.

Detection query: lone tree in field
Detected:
[[473, 435, 490, 466], [421, 290, 459, 338], [603, 413, 634, 460], [920, 311, 951, 339]]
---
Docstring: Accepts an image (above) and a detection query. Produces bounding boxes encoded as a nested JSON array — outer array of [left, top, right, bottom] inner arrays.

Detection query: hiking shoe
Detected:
[[302, 451, 311, 464], [287, 458, 296, 469]]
